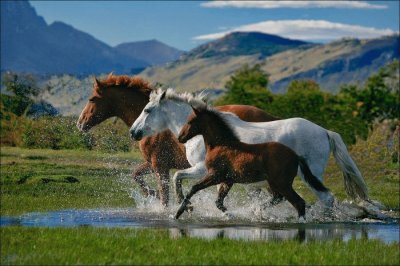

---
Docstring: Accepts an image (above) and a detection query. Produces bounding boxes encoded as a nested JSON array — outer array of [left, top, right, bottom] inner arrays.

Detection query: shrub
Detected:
[[22, 116, 90, 150], [19, 116, 133, 152]]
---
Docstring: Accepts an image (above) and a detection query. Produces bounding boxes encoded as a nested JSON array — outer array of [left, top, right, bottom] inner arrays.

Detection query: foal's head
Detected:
[[178, 105, 240, 146], [77, 73, 152, 132]]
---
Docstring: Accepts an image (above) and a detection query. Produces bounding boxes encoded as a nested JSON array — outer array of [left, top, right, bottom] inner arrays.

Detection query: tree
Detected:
[[339, 60, 399, 124], [1, 72, 40, 116], [215, 64, 273, 109]]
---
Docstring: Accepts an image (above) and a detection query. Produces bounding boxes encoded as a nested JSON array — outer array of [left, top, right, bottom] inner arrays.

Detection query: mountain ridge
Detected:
[[141, 33, 399, 93], [0, 1, 183, 75]]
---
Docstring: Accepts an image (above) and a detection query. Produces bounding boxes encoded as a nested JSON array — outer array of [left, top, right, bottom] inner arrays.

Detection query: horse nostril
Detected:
[[130, 129, 143, 141]]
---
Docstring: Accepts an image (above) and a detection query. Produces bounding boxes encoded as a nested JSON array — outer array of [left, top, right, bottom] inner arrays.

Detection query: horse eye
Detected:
[[144, 109, 151, 114], [89, 97, 96, 103]]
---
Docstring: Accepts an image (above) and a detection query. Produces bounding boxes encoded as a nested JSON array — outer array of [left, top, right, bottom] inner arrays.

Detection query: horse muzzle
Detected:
[[76, 122, 90, 133], [130, 129, 143, 141]]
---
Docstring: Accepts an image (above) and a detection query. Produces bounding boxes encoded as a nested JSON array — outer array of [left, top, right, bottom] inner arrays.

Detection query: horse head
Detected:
[[129, 89, 168, 140], [178, 105, 204, 144], [77, 73, 152, 132], [77, 76, 113, 132]]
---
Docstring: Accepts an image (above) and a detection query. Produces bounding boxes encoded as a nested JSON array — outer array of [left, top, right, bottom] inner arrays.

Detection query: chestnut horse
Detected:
[[176, 105, 332, 220], [76, 74, 278, 206]]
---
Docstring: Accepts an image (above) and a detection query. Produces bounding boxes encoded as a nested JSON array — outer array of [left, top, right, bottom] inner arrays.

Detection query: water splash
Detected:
[[126, 184, 396, 224]]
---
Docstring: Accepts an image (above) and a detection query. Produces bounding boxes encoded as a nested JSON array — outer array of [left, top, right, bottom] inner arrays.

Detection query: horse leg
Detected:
[[175, 172, 220, 219], [154, 167, 170, 207], [278, 186, 306, 219], [267, 188, 285, 206], [216, 182, 233, 212], [132, 162, 158, 198], [172, 162, 207, 204], [298, 162, 334, 207]]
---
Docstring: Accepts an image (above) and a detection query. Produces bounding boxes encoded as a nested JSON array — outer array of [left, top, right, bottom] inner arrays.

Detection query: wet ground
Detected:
[[1, 208, 398, 243]]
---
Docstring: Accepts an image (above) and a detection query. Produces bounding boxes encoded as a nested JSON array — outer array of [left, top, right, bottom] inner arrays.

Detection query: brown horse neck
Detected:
[[113, 90, 151, 126], [202, 127, 241, 151]]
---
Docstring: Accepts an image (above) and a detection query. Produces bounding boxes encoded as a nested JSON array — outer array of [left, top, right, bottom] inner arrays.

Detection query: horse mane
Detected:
[[196, 105, 241, 143], [149, 88, 208, 109], [97, 74, 154, 94]]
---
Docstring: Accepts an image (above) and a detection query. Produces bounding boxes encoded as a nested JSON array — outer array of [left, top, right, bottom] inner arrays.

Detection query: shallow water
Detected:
[[1, 208, 398, 243]]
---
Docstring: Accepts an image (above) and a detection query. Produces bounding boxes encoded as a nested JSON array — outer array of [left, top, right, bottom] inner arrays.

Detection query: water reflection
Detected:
[[1, 208, 398, 244], [169, 223, 398, 243]]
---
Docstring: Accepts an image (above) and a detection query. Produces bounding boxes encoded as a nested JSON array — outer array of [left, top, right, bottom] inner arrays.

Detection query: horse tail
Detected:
[[327, 130, 369, 200], [298, 157, 329, 193]]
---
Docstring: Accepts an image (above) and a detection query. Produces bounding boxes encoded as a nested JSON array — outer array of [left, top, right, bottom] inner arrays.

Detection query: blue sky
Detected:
[[30, 1, 399, 51]]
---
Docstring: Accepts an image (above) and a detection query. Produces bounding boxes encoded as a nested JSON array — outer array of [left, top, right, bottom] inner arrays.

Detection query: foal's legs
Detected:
[[172, 162, 207, 203], [216, 182, 233, 212], [269, 180, 306, 218], [133, 162, 158, 197], [266, 188, 284, 206], [175, 173, 220, 219], [278, 186, 306, 218]]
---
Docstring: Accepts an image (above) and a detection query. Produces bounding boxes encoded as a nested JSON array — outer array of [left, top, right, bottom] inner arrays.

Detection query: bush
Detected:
[[22, 116, 91, 150], [89, 119, 132, 152], [19, 116, 133, 152], [0, 109, 28, 147]]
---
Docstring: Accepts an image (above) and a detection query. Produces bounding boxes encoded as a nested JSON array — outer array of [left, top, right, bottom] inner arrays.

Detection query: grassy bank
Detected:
[[0, 147, 143, 216], [1, 227, 399, 265]]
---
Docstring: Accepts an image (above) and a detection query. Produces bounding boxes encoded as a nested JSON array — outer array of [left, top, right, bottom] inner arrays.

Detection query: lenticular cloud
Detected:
[[193, 20, 395, 41], [201, 1, 387, 10]]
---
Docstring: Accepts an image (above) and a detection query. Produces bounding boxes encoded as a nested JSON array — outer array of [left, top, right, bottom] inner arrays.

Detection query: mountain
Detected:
[[265, 35, 400, 93], [184, 32, 310, 60], [115, 40, 183, 66], [0, 1, 182, 75], [141, 32, 399, 93]]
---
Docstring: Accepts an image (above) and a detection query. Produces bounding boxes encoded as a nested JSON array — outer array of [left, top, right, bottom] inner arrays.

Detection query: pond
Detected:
[[1, 208, 398, 243]]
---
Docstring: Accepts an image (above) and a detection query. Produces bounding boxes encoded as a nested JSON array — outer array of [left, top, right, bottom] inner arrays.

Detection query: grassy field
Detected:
[[0, 147, 142, 216], [1, 227, 399, 265], [1, 124, 399, 265]]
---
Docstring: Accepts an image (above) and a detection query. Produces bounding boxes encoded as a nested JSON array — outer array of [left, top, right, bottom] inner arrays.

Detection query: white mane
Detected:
[[149, 88, 208, 109]]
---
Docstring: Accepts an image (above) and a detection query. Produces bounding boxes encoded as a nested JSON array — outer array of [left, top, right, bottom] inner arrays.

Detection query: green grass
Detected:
[[0, 147, 144, 216], [1, 227, 399, 265]]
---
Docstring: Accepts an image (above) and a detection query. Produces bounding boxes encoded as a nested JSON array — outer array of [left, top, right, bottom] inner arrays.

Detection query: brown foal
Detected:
[[176, 105, 330, 220], [77, 74, 279, 206]]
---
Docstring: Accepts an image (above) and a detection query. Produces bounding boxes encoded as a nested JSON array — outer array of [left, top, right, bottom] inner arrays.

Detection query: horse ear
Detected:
[[93, 77, 101, 87], [191, 105, 200, 115], [159, 90, 166, 101], [93, 77, 103, 96], [107, 72, 114, 79]]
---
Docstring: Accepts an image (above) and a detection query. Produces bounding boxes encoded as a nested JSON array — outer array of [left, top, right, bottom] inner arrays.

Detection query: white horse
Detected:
[[130, 89, 369, 207]]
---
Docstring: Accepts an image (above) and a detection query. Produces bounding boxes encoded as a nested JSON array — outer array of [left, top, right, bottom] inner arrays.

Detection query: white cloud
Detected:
[[201, 1, 387, 10], [193, 20, 395, 41]]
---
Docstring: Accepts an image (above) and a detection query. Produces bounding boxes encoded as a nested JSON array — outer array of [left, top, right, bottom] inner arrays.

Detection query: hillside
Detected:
[[0, 1, 182, 75], [141, 33, 399, 93], [115, 40, 183, 66]]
